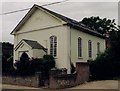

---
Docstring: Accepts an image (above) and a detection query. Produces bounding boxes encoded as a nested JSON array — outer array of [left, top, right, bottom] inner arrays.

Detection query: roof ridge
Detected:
[[35, 4, 105, 38], [34, 4, 79, 24], [11, 4, 106, 39]]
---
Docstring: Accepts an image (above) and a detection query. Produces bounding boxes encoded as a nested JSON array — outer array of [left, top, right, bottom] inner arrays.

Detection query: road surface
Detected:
[[2, 80, 119, 90]]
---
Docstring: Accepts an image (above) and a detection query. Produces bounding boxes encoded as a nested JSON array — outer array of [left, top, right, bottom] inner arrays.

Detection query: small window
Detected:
[[50, 36, 57, 57], [97, 42, 100, 54], [88, 40, 92, 58], [78, 37, 82, 57]]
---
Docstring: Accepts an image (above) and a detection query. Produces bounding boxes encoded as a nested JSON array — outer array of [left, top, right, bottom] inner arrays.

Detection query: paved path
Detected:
[[2, 84, 40, 89], [69, 80, 119, 89]]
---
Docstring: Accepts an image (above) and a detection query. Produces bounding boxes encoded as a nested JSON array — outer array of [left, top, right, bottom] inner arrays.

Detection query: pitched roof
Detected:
[[14, 39, 47, 51], [11, 4, 106, 39], [22, 39, 46, 49]]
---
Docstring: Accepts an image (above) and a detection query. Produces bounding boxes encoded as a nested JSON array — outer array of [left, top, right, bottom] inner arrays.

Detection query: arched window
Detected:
[[97, 42, 100, 54], [50, 36, 57, 57], [78, 37, 82, 57], [88, 40, 92, 58]]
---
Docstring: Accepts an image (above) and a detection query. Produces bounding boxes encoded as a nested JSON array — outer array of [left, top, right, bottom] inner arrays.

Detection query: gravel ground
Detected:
[[69, 80, 119, 89], [2, 84, 39, 89]]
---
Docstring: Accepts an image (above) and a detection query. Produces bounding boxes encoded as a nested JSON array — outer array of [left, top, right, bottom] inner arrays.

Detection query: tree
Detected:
[[81, 16, 119, 35], [14, 54, 56, 76], [2, 42, 14, 74], [15, 52, 30, 76], [83, 16, 120, 79]]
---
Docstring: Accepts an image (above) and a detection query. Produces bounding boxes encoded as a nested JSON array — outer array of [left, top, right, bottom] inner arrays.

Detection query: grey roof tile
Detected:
[[35, 4, 106, 39], [23, 39, 46, 50]]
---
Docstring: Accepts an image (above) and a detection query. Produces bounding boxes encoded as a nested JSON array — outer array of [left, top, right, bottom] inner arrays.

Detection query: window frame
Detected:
[[78, 37, 82, 58], [88, 40, 92, 58], [97, 42, 100, 54], [50, 35, 57, 57]]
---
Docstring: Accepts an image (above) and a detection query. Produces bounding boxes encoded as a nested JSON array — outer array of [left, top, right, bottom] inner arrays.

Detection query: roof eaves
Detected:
[[67, 23, 106, 39], [23, 39, 47, 50], [11, 4, 106, 39]]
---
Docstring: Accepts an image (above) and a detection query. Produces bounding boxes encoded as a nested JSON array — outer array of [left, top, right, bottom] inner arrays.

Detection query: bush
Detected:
[[43, 55, 55, 79], [43, 55, 55, 70], [2, 42, 14, 74], [15, 52, 30, 76], [14, 54, 55, 76], [90, 49, 120, 80], [2, 55, 14, 74], [70, 62, 76, 74]]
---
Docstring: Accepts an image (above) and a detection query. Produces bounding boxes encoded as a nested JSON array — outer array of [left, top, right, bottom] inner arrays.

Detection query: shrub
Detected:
[[14, 54, 55, 76], [29, 58, 44, 74], [2, 42, 13, 74], [42, 55, 56, 79], [90, 48, 120, 80], [43, 55, 55, 71], [70, 62, 76, 74], [2, 55, 14, 74], [15, 52, 30, 76]]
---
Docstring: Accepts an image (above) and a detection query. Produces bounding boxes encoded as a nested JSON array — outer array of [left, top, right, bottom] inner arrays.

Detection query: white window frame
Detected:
[[78, 37, 82, 58], [88, 40, 92, 58], [97, 42, 100, 54], [50, 35, 57, 57]]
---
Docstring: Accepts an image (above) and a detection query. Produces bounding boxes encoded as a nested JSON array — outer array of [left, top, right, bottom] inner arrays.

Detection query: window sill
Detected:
[[88, 57, 93, 60], [78, 57, 83, 59], [54, 57, 58, 59]]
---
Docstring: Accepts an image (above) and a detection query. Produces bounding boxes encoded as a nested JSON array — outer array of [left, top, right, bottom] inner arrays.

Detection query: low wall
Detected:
[[76, 62, 90, 85], [2, 75, 39, 87], [49, 62, 90, 89], [2, 62, 89, 89], [49, 73, 76, 89]]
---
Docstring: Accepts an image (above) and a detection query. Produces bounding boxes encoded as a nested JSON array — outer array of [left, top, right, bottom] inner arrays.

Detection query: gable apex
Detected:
[[10, 4, 67, 35]]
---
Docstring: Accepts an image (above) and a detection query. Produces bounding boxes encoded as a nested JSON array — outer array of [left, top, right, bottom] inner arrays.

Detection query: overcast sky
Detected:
[[1, 0, 119, 43]]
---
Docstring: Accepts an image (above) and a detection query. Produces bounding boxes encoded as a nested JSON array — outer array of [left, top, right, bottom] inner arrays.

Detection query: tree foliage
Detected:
[[2, 42, 14, 73], [82, 16, 120, 80], [90, 46, 120, 80], [81, 16, 119, 34], [14, 54, 56, 76]]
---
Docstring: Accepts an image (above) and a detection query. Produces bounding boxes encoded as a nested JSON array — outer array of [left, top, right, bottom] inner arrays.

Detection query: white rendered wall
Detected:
[[70, 27, 106, 66]]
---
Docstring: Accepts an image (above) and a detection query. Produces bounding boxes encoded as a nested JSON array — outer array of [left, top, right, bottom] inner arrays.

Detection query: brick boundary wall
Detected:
[[2, 76, 38, 87], [2, 62, 89, 89], [49, 62, 90, 89], [49, 69, 76, 89]]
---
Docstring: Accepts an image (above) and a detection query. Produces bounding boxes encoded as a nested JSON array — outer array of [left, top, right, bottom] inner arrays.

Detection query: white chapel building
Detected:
[[11, 4, 106, 73]]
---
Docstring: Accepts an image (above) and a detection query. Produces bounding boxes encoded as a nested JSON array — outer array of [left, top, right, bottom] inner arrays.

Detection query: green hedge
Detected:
[[89, 49, 120, 80], [6, 54, 56, 77]]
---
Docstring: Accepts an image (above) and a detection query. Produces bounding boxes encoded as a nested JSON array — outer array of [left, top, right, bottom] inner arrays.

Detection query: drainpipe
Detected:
[[69, 25, 72, 73], [44, 40, 48, 54]]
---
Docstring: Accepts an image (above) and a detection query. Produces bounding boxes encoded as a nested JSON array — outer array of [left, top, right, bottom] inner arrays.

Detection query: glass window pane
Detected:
[[50, 36, 57, 57], [78, 37, 82, 57]]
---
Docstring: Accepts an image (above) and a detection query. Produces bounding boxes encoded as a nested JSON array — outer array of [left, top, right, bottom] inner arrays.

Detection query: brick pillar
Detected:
[[35, 72, 44, 87], [49, 68, 67, 89], [75, 62, 90, 85], [49, 68, 58, 89]]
